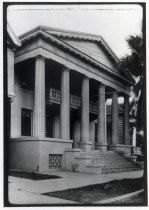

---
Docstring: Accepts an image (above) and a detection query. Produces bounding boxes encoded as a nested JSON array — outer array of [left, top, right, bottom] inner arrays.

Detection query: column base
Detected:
[[95, 142, 108, 152], [78, 141, 92, 151], [109, 144, 132, 156], [73, 141, 79, 148], [91, 144, 95, 150]]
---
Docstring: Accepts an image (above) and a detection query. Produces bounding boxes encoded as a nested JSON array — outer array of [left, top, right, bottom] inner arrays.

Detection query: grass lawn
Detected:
[[43, 177, 145, 204], [9, 170, 61, 180]]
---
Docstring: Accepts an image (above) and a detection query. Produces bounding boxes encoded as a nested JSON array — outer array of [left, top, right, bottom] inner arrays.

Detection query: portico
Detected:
[[8, 26, 134, 172]]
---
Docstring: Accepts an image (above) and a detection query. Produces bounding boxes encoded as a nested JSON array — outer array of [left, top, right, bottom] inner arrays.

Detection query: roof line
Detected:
[[20, 25, 101, 40], [20, 29, 134, 85], [99, 36, 119, 61], [19, 25, 119, 62], [7, 22, 21, 47], [41, 25, 119, 61]]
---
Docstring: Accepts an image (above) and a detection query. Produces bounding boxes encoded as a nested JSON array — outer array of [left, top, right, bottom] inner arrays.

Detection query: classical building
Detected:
[[8, 25, 138, 173]]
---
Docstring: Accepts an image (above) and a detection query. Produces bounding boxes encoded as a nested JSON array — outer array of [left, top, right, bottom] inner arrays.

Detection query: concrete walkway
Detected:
[[8, 169, 143, 205]]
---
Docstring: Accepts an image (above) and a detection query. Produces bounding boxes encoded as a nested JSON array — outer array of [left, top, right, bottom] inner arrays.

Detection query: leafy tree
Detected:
[[118, 34, 144, 146]]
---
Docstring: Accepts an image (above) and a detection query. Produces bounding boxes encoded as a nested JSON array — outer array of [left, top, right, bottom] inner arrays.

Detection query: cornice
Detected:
[[19, 26, 134, 86]]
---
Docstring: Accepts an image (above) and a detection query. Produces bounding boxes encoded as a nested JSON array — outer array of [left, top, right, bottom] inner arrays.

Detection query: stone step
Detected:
[[87, 152, 119, 155], [101, 167, 140, 174], [86, 151, 115, 155], [74, 156, 125, 164], [81, 152, 122, 155], [91, 158, 126, 162], [91, 159, 132, 164], [84, 166, 102, 174], [63, 149, 139, 175], [84, 165, 140, 175], [89, 162, 134, 167], [78, 154, 124, 159], [77, 152, 116, 155], [86, 162, 135, 169], [91, 155, 124, 158], [75, 156, 124, 160], [91, 163, 135, 168]]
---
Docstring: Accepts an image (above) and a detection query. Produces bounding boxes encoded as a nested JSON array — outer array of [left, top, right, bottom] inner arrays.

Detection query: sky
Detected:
[[7, 4, 143, 58]]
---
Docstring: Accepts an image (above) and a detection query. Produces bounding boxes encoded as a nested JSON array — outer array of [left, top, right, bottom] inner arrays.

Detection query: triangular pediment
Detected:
[[43, 27, 117, 69], [19, 25, 134, 84], [59, 37, 116, 69]]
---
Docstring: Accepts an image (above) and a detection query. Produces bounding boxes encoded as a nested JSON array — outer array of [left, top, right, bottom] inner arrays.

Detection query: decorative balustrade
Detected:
[[71, 94, 81, 108], [48, 88, 60, 103], [47, 88, 98, 114]]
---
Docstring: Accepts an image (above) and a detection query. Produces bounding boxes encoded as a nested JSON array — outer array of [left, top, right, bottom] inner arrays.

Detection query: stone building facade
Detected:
[[7, 25, 134, 172]]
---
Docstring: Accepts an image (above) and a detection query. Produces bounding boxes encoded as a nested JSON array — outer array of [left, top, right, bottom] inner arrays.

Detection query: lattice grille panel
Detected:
[[49, 154, 63, 168]]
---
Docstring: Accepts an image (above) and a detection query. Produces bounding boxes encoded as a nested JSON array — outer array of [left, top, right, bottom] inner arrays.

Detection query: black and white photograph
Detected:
[[4, 2, 147, 206]]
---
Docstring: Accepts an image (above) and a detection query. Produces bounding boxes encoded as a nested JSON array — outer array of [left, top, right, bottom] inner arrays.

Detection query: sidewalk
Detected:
[[8, 169, 143, 205]]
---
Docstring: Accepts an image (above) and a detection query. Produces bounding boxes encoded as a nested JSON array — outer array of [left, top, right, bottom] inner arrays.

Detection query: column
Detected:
[[95, 84, 108, 151], [79, 76, 92, 151], [132, 127, 136, 147], [7, 48, 15, 100], [112, 92, 119, 144], [124, 95, 130, 145], [34, 56, 45, 138], [60, 68, 70, 140]]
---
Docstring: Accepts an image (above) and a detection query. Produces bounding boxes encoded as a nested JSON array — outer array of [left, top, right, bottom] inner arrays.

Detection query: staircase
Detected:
[[62, 149, 140, 174]]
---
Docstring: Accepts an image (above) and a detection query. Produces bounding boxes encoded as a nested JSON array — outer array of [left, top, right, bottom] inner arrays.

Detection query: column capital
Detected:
[[62, 66, 70, 72], [98, 83, 105, 95], [82, 75, 90, 80], [8, 94, 15, 102], [99, 83, 105, 87], [35, 55, 46, 61], [120, 88, 130, 97], [113, 91, 118, 97]]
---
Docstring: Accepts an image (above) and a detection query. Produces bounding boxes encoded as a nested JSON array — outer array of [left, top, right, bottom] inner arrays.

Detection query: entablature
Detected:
[[15, 37, 131, 94]]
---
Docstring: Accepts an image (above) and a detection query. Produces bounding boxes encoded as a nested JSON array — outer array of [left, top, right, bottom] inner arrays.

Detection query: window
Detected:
[[21, 108, 32, 136]]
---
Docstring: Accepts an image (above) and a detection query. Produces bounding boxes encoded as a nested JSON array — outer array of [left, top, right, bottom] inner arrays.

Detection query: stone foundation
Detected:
[[9, 137, 73, 172]]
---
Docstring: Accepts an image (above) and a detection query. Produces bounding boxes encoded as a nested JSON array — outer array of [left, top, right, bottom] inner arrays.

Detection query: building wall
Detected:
[[7, 48, 15, 98], [9, 138, 73, 172], [11, 72, 34, 138], [9, 139, 39, 171], [39, 139, 72, 171], [11, 73, 21, 137]]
